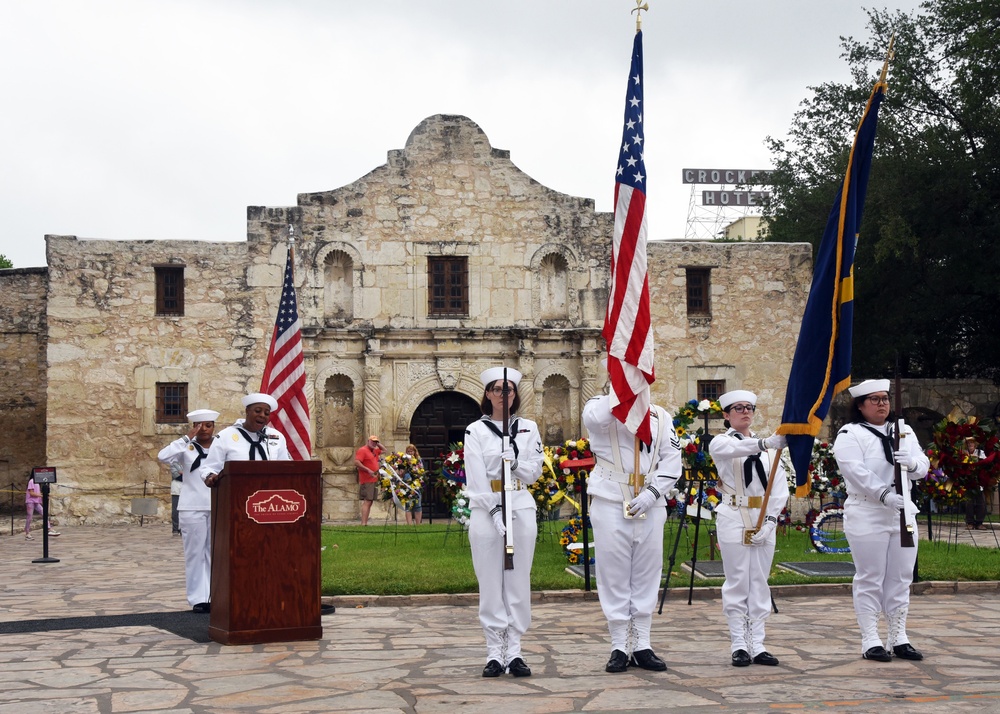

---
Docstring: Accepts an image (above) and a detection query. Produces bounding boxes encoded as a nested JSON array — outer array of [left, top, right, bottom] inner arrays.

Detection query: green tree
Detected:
[[0, 254, 11, 269], [762, 0, 1000, 380]]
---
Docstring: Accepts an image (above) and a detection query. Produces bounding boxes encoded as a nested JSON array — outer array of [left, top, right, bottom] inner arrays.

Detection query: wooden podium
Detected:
[[209, 460, 323, 645]]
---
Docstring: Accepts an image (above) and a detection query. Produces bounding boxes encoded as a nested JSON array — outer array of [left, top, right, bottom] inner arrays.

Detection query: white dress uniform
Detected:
[[709, 428, 789, 657], [833, 418, 928, 654], [158, 434, 217, 606], [198, 424, 291, 479], [583, 395, 682, 656], [464, 413, 544, 668]]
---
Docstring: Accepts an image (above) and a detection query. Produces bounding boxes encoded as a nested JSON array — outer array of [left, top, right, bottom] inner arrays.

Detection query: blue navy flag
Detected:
[[778, 74, 887, 497]]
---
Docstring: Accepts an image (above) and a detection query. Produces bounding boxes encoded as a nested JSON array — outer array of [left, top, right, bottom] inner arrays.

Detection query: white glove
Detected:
[[750, 519, 776, 545], [501, 446, 516, 462], [491, 510, 507, 536], [627, 488, 659, 517], [763, 434, 787, 450], [893, 450, 916, 470], [883, 492, 904, 511]]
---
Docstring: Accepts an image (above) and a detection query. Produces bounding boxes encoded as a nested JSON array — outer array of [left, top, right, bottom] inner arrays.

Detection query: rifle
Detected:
[[501, 368, 515, 570], [893, 371, 916, 548]]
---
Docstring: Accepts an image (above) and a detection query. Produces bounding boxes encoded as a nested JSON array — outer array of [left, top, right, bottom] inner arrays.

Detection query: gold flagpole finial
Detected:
[[878, 33, 896, 86], [632, 0, 649, 33]]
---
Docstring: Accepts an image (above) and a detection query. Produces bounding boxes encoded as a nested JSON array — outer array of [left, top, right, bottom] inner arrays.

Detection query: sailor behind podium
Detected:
[[201, 393, 291, 490]]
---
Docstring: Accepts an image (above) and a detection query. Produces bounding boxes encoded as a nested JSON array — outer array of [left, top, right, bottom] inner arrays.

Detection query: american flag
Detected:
[[603, 29, 654, 445], [261, 244, 312, 460]]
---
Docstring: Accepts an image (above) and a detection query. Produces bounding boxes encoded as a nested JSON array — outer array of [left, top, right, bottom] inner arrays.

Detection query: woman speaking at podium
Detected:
[[201, 392, 291, 487]]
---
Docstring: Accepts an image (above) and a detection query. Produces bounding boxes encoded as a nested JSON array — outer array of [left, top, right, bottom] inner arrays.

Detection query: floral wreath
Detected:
[[559, 515, 593, 565], [921, 417, 999, 508], [451, 488, 471, 527], [435, 442, 467, 512], [810, 506, 850, 554], [807, 440, 846, 499], [379, 451, 424, 510], [673, 399, 723, 480], [529, 439, 592, 515]]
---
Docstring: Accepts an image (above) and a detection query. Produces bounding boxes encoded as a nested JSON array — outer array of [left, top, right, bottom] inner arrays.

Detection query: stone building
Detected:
[[2, 114, 821, 523]]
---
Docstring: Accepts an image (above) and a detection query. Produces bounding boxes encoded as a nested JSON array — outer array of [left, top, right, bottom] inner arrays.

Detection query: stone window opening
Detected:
[[428, 257, 469, 317], [686, 268, 711, 317], [156, 383, 188, 424], [154, 265, 185, 316]]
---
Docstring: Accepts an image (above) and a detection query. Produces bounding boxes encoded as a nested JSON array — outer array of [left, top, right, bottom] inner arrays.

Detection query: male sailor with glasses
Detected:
[[833, 379, 929, 663], [583, 366, 682, 673], [708, 389, 788, 667]]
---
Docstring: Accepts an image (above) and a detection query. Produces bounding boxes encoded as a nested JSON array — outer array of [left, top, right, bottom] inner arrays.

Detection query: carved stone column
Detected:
[[363, 339, 383, 441]]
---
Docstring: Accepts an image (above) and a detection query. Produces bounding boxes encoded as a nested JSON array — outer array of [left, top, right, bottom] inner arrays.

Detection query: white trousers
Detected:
[[844, 501, 917, 646], [469, 507, 537, 664], [590, 497, 666, 651], [716, 511, 776, 655], [178, 510, 211, 606]]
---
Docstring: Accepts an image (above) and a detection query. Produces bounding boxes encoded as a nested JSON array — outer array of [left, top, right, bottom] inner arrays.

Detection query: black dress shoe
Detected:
[[606, 649, 629, 673], [631, 648, 667, 671], [752, 651, 779, 666], [862, 646, 892, 662], [192, 603, 210, 614], [482, 660, 504, 678], [893, 643, 924, 661], [731, 649, 752, 667], [508, 657, 531, 677]]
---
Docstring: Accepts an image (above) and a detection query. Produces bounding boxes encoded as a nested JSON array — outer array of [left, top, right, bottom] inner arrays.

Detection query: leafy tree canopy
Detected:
[[0, 254, 12, 269], [762, 0, 1000, 381]]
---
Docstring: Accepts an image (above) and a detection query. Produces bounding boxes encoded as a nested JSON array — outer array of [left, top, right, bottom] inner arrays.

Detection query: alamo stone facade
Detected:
[[9, 113, 985, 525]]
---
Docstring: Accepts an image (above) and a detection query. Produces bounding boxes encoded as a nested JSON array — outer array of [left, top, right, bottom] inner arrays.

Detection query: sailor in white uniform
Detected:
[[201, 393, 291, 489], [464, 367, 544, 678], [708, 389, 788, 667], [157, 408, 220, 613], [583, 389, 681, 673], [833, 379, 928, 662]]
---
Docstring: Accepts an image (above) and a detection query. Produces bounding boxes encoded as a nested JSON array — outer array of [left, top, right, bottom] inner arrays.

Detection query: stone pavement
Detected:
[[2, 525, 1000, 714]]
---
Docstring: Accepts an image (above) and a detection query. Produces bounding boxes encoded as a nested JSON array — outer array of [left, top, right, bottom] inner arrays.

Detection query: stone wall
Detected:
[[43, 237, 259, 523], [0, 268, 48, 510], [5, 115, 815, 524]]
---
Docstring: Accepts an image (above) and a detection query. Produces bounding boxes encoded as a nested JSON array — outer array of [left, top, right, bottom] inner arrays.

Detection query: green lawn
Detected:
[[320, 515, 1000, 596]]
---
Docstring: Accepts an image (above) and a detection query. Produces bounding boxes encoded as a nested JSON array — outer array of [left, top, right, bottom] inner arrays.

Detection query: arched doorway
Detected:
[[409, 391, 482, 519]]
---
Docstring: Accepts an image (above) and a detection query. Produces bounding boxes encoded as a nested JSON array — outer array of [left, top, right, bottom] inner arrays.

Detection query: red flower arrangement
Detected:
[[920, 417, 999, 508]]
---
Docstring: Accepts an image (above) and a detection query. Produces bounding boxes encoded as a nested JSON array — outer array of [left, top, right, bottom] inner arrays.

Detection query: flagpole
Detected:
[[632, 0, 649, 32], [878, 34, 895, 85]]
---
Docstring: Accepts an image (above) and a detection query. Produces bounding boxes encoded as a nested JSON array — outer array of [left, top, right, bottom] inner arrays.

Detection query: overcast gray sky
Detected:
[[0, 0, 923, 269]]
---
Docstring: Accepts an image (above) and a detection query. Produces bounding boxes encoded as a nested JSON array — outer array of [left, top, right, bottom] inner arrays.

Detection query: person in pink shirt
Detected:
[[24, 476, 59, 540]]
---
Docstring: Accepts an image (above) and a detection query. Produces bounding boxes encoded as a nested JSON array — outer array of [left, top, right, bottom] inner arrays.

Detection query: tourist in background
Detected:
[[355, 435, 382, 526]]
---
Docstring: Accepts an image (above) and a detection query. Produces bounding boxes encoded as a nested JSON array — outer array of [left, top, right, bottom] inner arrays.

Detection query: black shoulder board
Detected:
[[838, 429, 848, 435]]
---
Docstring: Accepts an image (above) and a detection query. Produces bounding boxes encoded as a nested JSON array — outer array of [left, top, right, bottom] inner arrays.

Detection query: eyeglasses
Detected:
[[728, 404, 755, 414], [866, 395, 891, 405], [488, 386, 514, 396]]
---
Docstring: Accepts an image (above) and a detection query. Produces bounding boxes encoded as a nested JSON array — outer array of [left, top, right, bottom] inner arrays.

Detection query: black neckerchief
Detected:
[[733, 432, 767, 488], [478, 416, 520, 459], [858, 423, 894, 465], [191, 442, 208, 471], [236, 428, 268, 461]]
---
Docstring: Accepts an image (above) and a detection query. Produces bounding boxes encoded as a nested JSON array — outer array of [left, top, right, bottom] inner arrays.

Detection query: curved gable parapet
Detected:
[[403, 114, 496, 163], [294, 115, 600, 216]]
